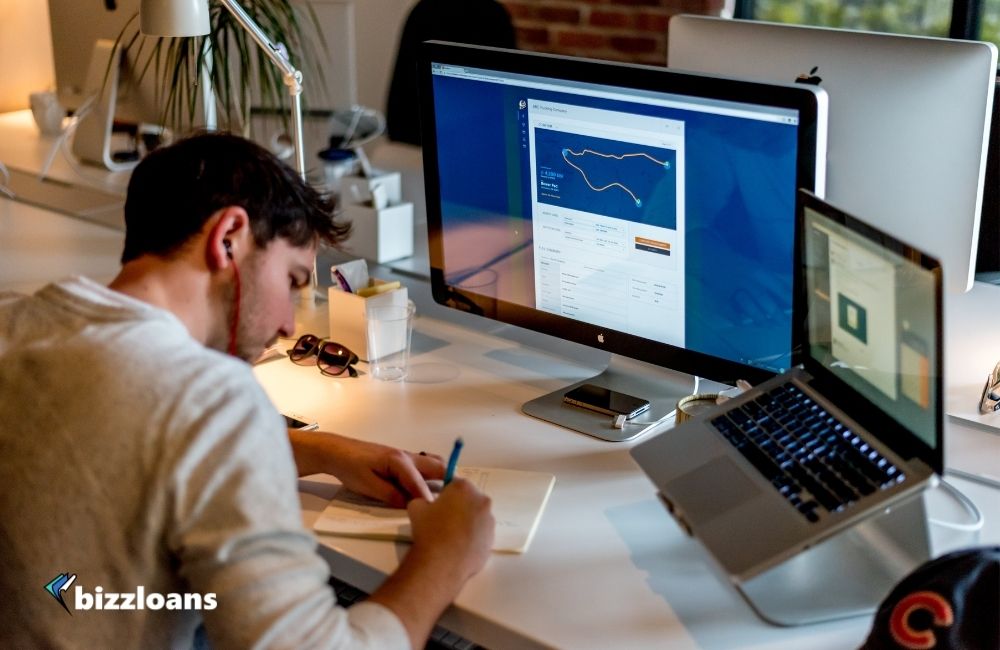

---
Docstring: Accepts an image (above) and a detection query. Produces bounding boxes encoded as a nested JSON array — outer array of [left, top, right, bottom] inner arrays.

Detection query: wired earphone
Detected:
[[224, 240, 241, 357]]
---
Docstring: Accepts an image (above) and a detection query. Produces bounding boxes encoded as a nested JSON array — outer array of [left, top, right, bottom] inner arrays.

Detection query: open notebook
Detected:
[[314, 467, 555, 554]]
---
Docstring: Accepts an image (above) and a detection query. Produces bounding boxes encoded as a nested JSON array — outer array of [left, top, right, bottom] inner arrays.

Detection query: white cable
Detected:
[[39, 93, 130, 188], [612, 411, 675, 430], [928, 478, 985, 533], [0, 160, 13, 199], [38, 93, 101, 185], [612, 375, 702, 430], [39, 93, 94, 180]]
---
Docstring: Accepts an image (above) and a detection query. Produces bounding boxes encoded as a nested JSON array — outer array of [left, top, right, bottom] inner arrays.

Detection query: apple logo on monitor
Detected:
[[795, 66, 822, 85], [597, 333, 605, 343]]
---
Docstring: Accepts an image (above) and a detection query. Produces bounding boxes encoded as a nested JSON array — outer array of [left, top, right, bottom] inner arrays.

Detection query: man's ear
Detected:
[[206, 206, 251, 271]]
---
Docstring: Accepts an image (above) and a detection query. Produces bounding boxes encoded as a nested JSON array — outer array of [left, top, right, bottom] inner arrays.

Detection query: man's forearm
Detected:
[[287, 428, 343, 477], [366, 544, 471, 649]]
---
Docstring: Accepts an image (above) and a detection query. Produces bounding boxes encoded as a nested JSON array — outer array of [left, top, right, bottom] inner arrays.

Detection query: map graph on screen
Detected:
[[534, 128, 677, 229]]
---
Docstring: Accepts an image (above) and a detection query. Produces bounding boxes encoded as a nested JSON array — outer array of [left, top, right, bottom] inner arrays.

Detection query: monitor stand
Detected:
[[72, 40, 140, 173], [522, 354, 701, 442]]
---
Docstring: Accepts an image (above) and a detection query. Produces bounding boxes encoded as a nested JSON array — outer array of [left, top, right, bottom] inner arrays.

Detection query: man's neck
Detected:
[[109, 257, 213, 346]]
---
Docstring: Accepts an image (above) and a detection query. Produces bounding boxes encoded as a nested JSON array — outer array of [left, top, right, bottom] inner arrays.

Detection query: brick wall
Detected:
[[499, 0, 728, 66]]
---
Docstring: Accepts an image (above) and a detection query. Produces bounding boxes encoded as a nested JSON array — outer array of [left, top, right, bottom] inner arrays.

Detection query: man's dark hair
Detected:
[[121, 132, 349, 263]]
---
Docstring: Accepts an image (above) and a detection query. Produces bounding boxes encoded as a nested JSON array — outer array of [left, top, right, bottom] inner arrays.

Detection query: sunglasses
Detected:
[[979, 360, 1000, 414], [289, 334, 359, 377]]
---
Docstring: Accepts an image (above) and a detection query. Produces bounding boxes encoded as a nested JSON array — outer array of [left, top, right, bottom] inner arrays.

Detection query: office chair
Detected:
[[386, 0, 517, 146]]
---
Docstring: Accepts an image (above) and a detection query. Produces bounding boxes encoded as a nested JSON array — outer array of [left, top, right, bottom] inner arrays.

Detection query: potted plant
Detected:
[[114, 0, 326, 134]]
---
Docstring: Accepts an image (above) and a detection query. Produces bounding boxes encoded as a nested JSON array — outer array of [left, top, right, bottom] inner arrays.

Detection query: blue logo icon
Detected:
[[44, 572, 76, 614]]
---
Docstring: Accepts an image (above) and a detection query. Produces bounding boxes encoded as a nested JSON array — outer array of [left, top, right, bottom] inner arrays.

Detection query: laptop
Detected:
[[668, 16, 996, 293], [632, 190, 943, 581]]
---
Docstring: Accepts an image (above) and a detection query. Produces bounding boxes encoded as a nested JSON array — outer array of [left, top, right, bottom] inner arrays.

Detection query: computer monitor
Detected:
[[975, 77, 1000, 276], [48, 0, 173, 171], [48, 0, 162, 126], [419, 42, 827, 440], [668, 15, 997, 293]]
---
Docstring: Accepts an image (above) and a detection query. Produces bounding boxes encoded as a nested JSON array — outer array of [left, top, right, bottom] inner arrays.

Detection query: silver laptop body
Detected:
[[668, 15, 996, 293], [632, 190, 944, 581]]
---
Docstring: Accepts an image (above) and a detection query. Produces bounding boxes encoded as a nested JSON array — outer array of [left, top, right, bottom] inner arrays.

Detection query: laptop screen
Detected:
[[801, 198, 941, 450]]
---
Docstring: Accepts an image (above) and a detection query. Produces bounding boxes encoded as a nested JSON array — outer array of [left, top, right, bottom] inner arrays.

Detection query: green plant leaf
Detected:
[[112, 0, 326, 134]]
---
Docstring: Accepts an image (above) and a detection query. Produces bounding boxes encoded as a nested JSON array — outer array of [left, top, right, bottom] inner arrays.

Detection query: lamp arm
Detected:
[[218, 0, 298, 79], [217, 0, 305, 178]]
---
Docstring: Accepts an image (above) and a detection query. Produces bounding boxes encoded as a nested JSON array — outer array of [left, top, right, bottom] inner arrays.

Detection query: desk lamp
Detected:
[[141, 0, 324, 300], [139, 0, 306, 181]]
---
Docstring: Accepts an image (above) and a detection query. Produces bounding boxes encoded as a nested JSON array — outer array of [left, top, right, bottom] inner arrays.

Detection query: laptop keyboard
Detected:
[[710, 383, 906, 523]]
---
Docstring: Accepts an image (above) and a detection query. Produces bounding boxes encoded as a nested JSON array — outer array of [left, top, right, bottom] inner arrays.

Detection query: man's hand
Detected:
[[287, 429, 444, 507], [368, 478, 494, 649], [407, 478, 494, 582]]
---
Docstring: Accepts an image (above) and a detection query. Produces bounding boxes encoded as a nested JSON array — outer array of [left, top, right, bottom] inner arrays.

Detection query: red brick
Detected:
[[611, 0, 662, 6], [681, 0, 724, 12], [590, 9, 632, 28], [635, 11, 671, 32], [516, 26, 551, 46], [538, 6, 582, 24], [609, 35, 659, 54], [594, 50, 633, 63], [502, 2, 538, 20], [657, 0, 686, 10], [635, 52, 669, 66], [556, 30, 608, 49]]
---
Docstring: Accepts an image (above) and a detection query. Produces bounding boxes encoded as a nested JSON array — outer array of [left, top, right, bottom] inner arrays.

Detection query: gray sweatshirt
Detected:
[[0, 277, 408, 649]]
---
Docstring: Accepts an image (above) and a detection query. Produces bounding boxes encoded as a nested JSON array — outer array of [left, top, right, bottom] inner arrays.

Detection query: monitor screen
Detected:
[[420, 42, 826, 402], [799, 193, 944, 471], [801, 195, 942, 455]]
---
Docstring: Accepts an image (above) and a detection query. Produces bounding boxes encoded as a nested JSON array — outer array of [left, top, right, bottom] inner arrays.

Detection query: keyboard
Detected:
[[710, 382, 905, 523], [329, 576, 483, 650]]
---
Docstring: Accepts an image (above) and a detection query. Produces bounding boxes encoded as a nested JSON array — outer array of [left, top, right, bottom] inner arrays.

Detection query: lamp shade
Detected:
[[140, 0, 211, 37]]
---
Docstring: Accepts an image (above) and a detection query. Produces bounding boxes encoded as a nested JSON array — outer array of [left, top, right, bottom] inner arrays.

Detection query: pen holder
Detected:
[[342, 201, 414, 263], [328, 281, 409, 362], [340, 171, 403, 208]]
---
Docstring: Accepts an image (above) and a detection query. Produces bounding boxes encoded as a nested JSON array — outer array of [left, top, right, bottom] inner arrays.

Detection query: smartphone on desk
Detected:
[[283, 413, 319, 431], [563, 384, 651, 420]]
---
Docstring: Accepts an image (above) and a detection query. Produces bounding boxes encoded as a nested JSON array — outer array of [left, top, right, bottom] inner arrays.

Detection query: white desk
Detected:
[[254, 276, 1000, 650], [0, 198, 123, 294], [0, 109, 130, 195], [943, 283, 1000, 483]]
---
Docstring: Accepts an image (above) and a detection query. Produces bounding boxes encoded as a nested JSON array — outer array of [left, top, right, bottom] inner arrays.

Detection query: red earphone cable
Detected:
[[227, 258, 241, 357]]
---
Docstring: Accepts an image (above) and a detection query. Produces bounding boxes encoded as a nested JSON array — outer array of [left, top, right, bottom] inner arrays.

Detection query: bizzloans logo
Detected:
[[45, 573, 217, 615]]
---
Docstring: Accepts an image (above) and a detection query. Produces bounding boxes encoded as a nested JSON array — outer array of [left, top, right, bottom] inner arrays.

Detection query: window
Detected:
[[738, 0, 1000, 54]]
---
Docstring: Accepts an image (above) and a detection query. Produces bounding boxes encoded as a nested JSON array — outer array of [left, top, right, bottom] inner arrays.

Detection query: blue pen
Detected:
[[443, 437, 464, 485]]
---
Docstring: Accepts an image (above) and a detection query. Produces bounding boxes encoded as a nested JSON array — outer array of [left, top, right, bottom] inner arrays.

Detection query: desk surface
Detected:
[[3, 159, 1000, 648], [254, 278, 1000, 650], [0, 109, 130, 196]]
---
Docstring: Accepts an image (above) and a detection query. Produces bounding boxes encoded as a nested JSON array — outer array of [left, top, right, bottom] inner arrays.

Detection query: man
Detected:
[[0, 133, 493, 648]]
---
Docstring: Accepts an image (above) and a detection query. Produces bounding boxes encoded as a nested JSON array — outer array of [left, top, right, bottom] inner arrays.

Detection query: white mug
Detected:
[[29, 91, 65, 136]]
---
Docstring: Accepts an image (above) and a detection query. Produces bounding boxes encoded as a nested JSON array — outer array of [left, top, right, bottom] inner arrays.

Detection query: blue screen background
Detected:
[[432, 74, 801, 372]]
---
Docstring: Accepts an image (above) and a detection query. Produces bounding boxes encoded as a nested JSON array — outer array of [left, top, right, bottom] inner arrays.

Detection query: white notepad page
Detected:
[[314, 467, 556, 554]]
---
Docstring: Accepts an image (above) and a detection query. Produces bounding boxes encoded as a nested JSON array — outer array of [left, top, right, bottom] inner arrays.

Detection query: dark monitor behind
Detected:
[[975, 76, 1000, 276], [419, 42, 826, 440]]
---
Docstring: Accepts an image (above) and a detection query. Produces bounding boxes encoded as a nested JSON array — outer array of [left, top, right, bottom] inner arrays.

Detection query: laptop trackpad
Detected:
[[664, 456, 762, 525]]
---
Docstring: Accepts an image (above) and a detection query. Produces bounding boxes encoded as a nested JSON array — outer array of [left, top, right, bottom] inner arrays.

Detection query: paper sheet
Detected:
[[314, 467, 555, 554]]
